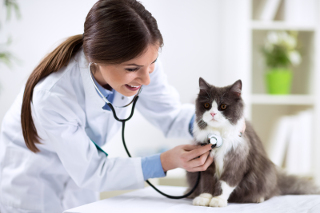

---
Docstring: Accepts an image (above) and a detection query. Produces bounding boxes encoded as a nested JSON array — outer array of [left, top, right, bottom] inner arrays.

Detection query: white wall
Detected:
[[0, 0, 249, 158], [0, 0, 96, 120]]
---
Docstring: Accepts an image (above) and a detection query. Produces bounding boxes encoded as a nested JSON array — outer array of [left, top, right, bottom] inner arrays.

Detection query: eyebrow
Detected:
[[124, 57, 158, 67]]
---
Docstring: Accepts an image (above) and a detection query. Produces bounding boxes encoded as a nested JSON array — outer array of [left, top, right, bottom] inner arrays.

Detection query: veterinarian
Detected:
[[0, 0, 214, 212]]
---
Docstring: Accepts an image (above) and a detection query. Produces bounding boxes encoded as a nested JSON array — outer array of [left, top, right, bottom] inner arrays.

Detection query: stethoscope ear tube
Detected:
[[107, 96, 139, 122]]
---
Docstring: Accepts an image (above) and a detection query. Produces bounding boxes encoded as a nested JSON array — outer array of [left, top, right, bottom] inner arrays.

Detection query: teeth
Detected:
[[127, 84, 140, 88]]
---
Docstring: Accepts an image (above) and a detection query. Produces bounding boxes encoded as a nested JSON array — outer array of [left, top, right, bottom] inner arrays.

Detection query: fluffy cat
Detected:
[[186, 77, 320, 207]]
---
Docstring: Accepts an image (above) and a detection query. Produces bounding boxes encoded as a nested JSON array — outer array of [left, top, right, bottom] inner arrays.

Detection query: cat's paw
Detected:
[[209, 196, 228, 207], [256, 197, 265, 203], [192, 193, 213, 206]]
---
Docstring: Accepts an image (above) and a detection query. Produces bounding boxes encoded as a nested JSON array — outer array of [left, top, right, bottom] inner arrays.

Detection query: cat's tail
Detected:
[[277, 169, 320, 195]]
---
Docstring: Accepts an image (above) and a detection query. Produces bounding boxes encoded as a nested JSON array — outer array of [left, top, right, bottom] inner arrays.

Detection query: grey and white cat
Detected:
[[186, 77, 320, 207]]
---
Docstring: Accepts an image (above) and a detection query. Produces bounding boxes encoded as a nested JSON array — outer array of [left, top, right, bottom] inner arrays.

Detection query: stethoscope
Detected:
[[88, 62, 223, 199]]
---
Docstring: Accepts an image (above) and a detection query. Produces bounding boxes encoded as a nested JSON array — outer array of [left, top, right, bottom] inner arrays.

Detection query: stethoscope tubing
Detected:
[[116, 97, 201, 199], [89, 64, 200, 199]]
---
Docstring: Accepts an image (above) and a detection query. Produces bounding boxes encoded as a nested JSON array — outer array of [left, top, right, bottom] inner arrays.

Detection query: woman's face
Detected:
[[93, 44, 159, 97]]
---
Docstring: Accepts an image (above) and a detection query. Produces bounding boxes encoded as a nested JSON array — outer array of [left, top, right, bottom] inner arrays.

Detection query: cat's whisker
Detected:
[[197, 119, 207, 129], [197, 119, 204, 124]]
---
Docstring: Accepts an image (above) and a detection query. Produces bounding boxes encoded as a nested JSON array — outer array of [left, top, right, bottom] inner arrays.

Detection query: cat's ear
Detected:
[[230, 80, 242, 98], [199, 77, 210, 91]]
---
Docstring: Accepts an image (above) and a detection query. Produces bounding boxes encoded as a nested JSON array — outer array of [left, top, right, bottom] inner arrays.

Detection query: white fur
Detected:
[[209, 181, 235, 207], [258, 197, 265, 203], [219, 181, 236, 200], [209, 196, 227, 207], [193, 193, 213, 206], [193, 100, 245, 178]]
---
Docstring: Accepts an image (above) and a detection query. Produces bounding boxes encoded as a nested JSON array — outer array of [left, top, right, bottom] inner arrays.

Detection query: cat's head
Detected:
[[195, 77, 244, 129]]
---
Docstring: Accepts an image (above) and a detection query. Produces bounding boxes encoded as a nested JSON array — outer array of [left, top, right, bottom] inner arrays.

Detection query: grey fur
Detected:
[[186, 78, 320, 204]]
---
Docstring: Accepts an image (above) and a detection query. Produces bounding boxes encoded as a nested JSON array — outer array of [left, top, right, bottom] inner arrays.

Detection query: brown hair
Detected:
[[21, 0, 163, 152]]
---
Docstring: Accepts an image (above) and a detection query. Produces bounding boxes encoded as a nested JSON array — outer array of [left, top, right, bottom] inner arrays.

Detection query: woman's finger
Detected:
[[187, 151, 210, 168], [187, 154, 214, 172], [185, 144, 212, 160], [241, 120, 246, 134], [182, 144, 199, 151]]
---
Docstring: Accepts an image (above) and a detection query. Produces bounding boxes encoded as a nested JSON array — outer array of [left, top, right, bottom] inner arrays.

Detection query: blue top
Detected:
[[93, 77, 194, 180]]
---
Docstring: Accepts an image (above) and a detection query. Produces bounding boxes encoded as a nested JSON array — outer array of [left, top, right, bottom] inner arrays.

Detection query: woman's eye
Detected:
[[220, 104, 227, 110], [204, 103, 210, 109], [125, 68, 139, 72]]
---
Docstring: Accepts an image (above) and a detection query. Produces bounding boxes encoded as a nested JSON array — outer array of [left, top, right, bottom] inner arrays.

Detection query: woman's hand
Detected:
[[240, 119, 246, 137], [160, 144, 213, 172]]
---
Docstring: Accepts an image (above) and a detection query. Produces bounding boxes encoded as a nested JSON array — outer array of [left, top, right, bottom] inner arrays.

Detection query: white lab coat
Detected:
[[0, 49, 194, 213]]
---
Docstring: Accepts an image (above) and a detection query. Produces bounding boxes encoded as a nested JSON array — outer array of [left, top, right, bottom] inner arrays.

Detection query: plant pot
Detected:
[[265, 68, 292, 94]]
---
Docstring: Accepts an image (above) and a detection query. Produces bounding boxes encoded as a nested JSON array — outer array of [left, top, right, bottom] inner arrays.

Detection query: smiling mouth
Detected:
[[125, 84, 141, 91]]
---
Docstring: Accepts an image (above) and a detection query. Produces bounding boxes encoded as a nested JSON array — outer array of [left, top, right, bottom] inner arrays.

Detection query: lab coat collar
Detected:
[[77, 50, 106, 110]]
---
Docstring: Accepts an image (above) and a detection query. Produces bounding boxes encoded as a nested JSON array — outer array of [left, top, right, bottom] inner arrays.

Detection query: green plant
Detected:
[[262, 31, 301, 69], [0, 0, 20, 67]]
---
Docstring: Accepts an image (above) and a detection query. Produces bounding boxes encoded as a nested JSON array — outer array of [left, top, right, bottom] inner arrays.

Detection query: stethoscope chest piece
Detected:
[[207, 133, 223, 148]]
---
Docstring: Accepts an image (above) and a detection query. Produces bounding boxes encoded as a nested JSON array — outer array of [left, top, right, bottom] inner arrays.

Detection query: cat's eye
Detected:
[[204, 103, 210, 109], [220, 104, 227, 110]]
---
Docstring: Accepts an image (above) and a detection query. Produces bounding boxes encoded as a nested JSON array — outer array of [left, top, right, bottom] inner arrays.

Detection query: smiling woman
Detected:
[[0, 0, 214, 212], [92, 44, 159, 97]]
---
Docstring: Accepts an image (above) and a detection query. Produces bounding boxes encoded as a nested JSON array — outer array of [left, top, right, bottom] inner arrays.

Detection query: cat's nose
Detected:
[[210, 112, 216, 118]]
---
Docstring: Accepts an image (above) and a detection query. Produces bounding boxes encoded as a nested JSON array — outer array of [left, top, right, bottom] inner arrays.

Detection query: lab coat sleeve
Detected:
[[136, 60, 195, 139], [32, 89, 145, 192]]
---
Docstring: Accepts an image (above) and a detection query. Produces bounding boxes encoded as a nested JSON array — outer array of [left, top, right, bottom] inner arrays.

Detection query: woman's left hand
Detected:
[[160, 144, 213, 172]]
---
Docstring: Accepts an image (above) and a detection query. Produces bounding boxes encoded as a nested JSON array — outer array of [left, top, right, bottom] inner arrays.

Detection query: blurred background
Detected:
[[1, 0, 320, 199]]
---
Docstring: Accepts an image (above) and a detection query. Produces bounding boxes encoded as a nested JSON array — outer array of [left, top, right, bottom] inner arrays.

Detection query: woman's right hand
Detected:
[[160, 144, 213, 172]]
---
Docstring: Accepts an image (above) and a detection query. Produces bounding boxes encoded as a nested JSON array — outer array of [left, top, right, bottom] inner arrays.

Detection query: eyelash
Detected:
[[125, 59, 157, 72], [126, 68, 139, 72]]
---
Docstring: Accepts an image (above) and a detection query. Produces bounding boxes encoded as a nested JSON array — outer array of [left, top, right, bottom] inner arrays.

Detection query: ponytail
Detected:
[[21, 34, 83, 153]]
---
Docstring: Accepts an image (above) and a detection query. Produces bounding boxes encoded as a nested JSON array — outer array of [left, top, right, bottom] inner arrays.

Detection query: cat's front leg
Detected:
[[190, 161, 217, 206], [209, 147, 247, 207], [209, 181, 235, 207]]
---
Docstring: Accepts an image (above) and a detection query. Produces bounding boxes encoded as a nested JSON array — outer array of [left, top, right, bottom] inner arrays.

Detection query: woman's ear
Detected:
[[89, 62, 99, 74]]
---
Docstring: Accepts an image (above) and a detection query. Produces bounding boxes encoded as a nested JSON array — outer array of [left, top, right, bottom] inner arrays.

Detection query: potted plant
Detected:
[[0, 0, 20, 67], [262, 31, 301, 94]]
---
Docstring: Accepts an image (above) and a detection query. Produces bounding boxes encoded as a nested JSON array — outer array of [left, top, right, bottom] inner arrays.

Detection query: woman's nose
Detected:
[[139, 66, 154, 85]]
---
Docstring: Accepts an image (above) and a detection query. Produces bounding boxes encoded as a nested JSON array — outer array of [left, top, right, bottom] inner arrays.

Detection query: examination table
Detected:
[[64, 186, 320, 213]]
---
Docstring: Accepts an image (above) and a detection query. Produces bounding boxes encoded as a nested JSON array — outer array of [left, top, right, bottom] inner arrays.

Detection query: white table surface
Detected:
[[64, 186, 320, 213]]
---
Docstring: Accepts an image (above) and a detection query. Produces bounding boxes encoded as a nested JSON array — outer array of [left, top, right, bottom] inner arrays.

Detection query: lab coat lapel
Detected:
[[78, 51, 113, 146]]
